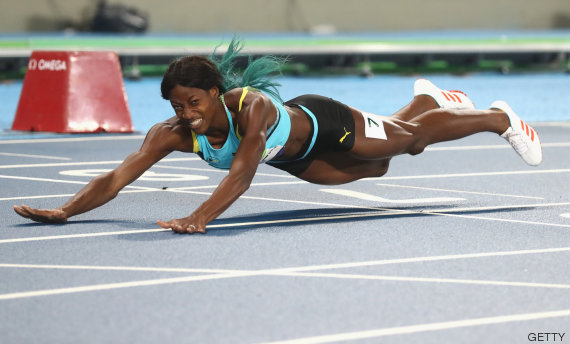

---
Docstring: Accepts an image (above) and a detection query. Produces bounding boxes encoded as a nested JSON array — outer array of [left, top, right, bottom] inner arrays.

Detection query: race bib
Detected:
[[362, 112, 387, 140]]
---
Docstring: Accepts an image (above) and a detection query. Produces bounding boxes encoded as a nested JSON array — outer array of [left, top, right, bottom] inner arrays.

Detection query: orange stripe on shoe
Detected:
[[451, 93, 462, 103], [441, 91, 451, 101]]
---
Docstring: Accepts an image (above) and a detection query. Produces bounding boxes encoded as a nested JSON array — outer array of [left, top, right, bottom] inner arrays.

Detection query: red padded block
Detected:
[[12, 51, 133, 133]]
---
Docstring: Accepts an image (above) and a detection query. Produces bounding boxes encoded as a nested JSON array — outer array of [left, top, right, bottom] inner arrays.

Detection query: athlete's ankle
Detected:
[[490, 109, 511, 135]]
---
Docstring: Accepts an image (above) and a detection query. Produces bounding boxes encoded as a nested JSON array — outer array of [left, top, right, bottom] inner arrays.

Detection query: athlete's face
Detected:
[[169, 84, 219, 134]]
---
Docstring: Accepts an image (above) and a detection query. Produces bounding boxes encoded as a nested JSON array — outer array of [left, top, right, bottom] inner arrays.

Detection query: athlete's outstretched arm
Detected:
[[13, 123, 178, 223], [157, 91, 270, 234]]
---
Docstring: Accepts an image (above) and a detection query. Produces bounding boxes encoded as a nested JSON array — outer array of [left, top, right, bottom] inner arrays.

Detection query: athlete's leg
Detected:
[[390, 95, 438, 122], [350, 107, 510, 159], [391, 79, 475, 122], [296, 152, 391, 185]]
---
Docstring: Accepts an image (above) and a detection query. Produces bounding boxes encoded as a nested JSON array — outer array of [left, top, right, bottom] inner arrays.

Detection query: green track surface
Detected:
[[1, 33, 568, 79], [1, 35, 569, 50]]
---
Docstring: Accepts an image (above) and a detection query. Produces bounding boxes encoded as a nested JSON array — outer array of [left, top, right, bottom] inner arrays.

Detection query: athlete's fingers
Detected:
[[156, 220, 172, 229], [20, 205, 45, 221], [157, 220, 204, 234], [20, 204, 36, 214], [19, 205, 66, 223], [13, 205, 32, 219], [20, 205, 45, 219], [186, 224, 206, 234]]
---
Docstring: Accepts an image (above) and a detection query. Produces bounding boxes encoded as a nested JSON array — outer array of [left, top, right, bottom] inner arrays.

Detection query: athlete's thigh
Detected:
[[296, 152, 390, 185], [348, 107, 419, 159]]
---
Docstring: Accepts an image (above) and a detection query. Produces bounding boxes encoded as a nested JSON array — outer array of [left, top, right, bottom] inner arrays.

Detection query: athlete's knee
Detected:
[[371, 159, 390, 177], [407, 138, 427, 155], [402, 121, 433, 155]]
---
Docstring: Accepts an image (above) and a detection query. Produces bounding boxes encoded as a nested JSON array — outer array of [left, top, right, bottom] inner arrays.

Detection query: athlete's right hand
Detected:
[[13, 204, 67, 224]]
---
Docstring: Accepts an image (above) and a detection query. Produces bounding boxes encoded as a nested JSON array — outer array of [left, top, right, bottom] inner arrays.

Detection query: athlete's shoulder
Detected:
[[223, 88, 267, 112], [143, 117, 194, 153]]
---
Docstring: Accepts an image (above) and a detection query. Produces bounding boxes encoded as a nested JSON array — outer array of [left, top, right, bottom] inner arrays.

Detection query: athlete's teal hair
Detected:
[[161, 37, 285, 102], [211, 37, 285, 101]]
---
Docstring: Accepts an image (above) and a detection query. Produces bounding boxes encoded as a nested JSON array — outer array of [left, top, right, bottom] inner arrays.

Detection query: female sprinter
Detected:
[[13, 38, 542, 234]]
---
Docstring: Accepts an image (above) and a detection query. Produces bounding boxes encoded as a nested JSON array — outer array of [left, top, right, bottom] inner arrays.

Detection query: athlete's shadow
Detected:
[[12, 204, 531, 241], [203, 204, 535, 236], [118, 204, 535, 240]]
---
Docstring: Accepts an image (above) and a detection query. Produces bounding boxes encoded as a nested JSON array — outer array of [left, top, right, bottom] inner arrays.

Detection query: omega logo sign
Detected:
[[27, 58, 67, 71]]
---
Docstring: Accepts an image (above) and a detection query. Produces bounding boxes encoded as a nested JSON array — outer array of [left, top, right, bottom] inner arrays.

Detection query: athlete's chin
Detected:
[[191, 126, 207, 135]]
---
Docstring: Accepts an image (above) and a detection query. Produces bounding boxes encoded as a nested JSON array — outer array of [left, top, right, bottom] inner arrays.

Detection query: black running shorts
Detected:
[[267, 94, 355, 176]]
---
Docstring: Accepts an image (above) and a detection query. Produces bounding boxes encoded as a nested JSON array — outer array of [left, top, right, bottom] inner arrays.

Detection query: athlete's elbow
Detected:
[[94, 171, 121, 199], [229, 170, 254, 195], [235, 177, 252, 195]]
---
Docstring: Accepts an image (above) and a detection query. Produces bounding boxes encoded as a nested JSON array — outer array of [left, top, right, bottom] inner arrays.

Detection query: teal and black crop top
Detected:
[[190, 87, 291, 169]]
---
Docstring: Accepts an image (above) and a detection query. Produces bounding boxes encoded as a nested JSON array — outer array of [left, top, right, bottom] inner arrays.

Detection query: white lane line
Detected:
[[5, 259, 570, 290], [0, 157, 199, 169], [0, 263, 239, 274], [0, 135, 146, 144], [260, 309, 570, 344], [0, 152, 71, 161], [0, 180, 306, 201], [0, 174, 170, 192], [426, 142, 570, 151], [0, 173, 206, 192], [373, 168, 570, 181], [2, 246, 570, 300], [561, 213, 570, 219], [0, 271, 258, 301], [4, 201, 570, 244], [171, 181, 307, 190], [428, 202, 570, 213], [0, 167, 564, 200], [320, 188, 465, 204], [274, 271, 570, 289], [153, 163, 295, 178], [0, 174, 91, 185], [1, 189, 161, 202], [152, 164, 232, 174], [427, 210, 570, 229], [4, 246, 570, 273], [375, 183, 544, 200], [0, 210, 406, 244], [2, 193, 78, 201], [1, 269, 568, 302], [281, 246, 570, 272], [0, 228, 170, 244]]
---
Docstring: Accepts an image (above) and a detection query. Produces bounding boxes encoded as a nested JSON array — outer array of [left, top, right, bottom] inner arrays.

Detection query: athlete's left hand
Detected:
[[157, 215, 206, 234]]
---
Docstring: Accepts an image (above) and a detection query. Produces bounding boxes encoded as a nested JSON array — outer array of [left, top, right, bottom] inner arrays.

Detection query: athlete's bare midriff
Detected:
[[273, 105, 313, 160]]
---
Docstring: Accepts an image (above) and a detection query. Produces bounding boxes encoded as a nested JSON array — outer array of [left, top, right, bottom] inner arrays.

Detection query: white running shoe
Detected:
[[491, 100, 542, 166], [414, 78, 475, 110]]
